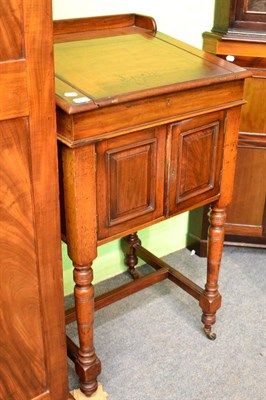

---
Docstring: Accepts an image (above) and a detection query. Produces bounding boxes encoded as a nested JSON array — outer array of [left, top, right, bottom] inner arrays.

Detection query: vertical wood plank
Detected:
[[22, 0, 70, 397], [0, 0, 70, 398]]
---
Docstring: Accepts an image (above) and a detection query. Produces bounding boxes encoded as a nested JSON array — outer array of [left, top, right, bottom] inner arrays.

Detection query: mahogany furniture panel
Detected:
[[168, 111, 225, 215], [188, 0, 266, 255], [53, 14, 250, 397], [0, 1, 71, 399], [96, 127, 166, 240]]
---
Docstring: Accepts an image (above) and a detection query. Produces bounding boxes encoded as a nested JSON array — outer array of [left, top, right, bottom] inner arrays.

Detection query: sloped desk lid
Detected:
[[54, 14, 250, 114]]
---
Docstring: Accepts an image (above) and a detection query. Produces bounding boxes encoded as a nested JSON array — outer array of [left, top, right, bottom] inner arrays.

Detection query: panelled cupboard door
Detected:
[[0, 1, 69, 399], [96, 127, 166, 240], [168, 111, 225, 215]]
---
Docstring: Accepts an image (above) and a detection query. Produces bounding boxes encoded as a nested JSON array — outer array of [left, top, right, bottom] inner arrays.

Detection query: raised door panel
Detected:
[[168, 111, 225, 215], [97, 127, 166, 240]]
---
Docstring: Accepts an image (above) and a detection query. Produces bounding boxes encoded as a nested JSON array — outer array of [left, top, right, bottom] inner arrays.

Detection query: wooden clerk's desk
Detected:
[[53, 14, 250, 397]]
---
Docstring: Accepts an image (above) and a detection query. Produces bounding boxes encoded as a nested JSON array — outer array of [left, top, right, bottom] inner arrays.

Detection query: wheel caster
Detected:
[[204, 328, 217, 341]]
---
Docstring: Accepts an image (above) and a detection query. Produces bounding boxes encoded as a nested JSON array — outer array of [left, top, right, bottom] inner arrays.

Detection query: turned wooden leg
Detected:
[[199, 204, 225, 340], [73, 262, 101, 396], [121, 233, 141, 279]]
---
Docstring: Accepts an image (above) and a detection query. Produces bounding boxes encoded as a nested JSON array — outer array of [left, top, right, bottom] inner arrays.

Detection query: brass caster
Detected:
[[204, 328, 217, 341]]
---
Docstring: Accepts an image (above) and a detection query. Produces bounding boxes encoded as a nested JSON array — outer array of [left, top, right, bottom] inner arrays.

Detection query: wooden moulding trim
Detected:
[[221, 33, 266, 44], [238, 132, 266, 148], [56, 100, 246, 148], [224, 234, 266, 246], [224, 239, 266, 248], [205, 29, 266, 44], [250, 70, 266, 78], [203, 32, 266, 55], [219, 39, 265, 57], [225, 223, 263, 236]]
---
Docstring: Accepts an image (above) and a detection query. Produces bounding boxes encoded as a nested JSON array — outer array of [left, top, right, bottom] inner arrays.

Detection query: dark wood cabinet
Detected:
[[187, 0, 266, 255], [54, 14, 250, 396], [210, 0, 266, 39]]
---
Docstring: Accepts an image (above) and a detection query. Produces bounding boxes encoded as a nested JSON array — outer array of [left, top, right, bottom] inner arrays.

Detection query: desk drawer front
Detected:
[[97, 127, 166, 239], [168, 111, 225, 214]]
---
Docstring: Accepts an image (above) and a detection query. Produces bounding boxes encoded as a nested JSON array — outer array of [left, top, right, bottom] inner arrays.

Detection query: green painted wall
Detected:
[[54, 0, 215, 294]]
